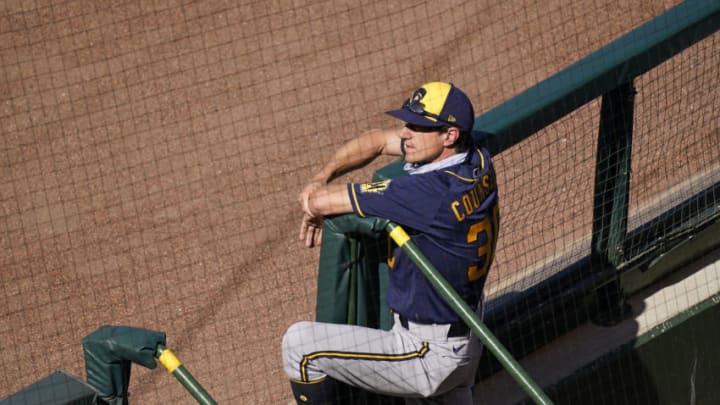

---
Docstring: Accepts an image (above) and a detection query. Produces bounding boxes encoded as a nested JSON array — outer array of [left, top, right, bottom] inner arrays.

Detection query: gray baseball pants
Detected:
[[282, 313, 483, 404]]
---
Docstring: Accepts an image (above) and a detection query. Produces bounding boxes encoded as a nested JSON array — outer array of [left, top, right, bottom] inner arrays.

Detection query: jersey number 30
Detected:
[[467, 204, 500, 282]]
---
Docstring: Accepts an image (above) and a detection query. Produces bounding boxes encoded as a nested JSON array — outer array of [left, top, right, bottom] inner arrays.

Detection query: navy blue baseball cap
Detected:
[[386, 82, 475, 132]]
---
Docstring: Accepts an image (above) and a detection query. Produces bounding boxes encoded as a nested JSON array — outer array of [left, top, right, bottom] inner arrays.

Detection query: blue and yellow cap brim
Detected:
[[385, 108, 446, 128]]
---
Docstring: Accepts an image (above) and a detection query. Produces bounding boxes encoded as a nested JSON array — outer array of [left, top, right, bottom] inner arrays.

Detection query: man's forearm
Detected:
[[307, 184, 353, 217], [311, 129, 399, 184]]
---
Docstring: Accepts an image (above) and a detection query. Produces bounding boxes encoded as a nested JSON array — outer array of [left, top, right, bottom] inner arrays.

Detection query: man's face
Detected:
[[400, 124, 448, 164]]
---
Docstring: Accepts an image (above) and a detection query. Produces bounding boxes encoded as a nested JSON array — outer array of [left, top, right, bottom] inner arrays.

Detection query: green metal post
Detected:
[[156, 344, 217, 405], [386, 222, 553, 405], [590, 82, 636, 326], [592, 81, 635, 267]]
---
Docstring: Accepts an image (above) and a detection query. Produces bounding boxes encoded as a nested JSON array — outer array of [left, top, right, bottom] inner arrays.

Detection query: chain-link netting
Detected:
[[3, 0, 717, 404]]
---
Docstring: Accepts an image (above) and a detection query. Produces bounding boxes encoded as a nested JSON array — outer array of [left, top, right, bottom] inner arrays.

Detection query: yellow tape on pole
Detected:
[[388, 225, 410, 247], [158, 348, 183, 373]]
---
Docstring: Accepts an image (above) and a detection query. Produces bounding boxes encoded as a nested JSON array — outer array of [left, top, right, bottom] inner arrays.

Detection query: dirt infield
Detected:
[[0, 0, 698, 403]]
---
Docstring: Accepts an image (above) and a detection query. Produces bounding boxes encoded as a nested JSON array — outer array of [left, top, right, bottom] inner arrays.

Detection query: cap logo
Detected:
[[402, 84, 449, 124], [411, 88, 427, 104]]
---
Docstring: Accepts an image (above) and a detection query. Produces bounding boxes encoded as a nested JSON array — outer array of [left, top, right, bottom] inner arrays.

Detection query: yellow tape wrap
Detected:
[[389, 225, 410, 247], [158, 349, 183, 373]]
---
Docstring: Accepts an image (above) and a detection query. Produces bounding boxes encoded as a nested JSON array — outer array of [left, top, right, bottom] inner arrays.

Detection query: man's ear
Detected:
[[443, 127, 460, 147]]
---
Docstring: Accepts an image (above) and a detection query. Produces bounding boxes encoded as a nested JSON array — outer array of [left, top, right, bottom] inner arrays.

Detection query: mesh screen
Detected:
[[3, 0, 718, 404]]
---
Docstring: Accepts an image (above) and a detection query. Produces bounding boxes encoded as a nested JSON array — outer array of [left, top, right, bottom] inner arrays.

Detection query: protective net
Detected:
[[474, 23, 720, 404], [1, 0, 718, 404]]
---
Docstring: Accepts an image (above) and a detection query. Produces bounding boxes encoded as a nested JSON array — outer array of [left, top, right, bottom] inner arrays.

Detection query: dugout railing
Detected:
[[314, 0, 720, 402]]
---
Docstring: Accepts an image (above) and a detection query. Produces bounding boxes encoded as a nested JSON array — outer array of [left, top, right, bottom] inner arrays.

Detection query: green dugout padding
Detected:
[[316, 214, 391, 329], [2, 370, 101, 405], [315, 161, 405, 329], [2, 326, 167, 405], [82, 325, 166, 405]]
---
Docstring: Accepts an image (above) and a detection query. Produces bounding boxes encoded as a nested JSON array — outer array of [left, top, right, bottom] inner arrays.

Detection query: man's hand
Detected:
[[299, 213, 323, 248], [298, 181, 325, 248]]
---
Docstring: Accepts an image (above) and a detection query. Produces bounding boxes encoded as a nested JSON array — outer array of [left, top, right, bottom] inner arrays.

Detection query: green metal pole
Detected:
[[156, 344, 217, 405], [386, 222, 553, 405]]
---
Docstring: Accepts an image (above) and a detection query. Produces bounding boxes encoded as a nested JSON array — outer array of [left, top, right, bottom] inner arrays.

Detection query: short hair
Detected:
[[455, 130, 472, 152], [440, 126, 472, 152]]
